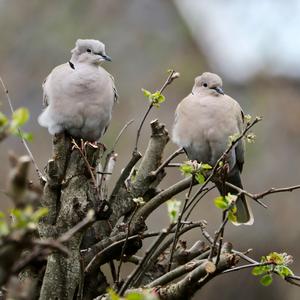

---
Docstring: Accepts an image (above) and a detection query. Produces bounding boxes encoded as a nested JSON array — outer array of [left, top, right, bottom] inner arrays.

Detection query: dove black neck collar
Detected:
[[69, 61, 75, 70]]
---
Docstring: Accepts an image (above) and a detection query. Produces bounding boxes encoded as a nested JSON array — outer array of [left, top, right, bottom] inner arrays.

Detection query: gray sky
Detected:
[[175, 0, 300, 82]]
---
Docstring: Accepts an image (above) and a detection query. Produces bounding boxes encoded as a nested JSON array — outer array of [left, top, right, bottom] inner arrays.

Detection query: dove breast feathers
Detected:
[[172, 93, 244, 166], [39, 63, 115, 141]]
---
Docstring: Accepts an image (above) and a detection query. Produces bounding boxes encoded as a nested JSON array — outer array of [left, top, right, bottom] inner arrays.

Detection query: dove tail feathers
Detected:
[[38, 109, 63, 135], [216, 168, 254, 226]]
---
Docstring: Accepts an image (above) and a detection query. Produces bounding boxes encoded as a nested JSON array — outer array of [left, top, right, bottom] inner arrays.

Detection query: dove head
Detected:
[[70, 39, 111, 66], [192, 72, 224, 96]]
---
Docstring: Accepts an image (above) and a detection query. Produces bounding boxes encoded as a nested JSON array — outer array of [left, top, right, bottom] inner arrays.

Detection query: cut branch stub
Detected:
[[131, 119, 169, 198]]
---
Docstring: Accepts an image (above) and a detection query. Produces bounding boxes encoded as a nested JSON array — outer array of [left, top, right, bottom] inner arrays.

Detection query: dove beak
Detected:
[[211, 86, 224, 95], [101, 54, 112, 62]]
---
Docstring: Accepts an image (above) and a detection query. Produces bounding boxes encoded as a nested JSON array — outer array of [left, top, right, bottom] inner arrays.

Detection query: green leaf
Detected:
[[0, 112, 8, 127], [180, 163, 193, 175], [141, 88, 152, 98], [12, 107, 30, 127], [252, 265, 268, 276], [107, 288, 120, 300], [150, 91, 165, 108], [275, 265, 294, 278], [195, 172, 205, 184], [260, 274, 273, 286], [214, 196, 228, 210], [32, 207, 49, 222], [201, 163, 212, 170], [166, 199, 181, 223], [0, 220, 9, 237], [14, 130, 33, 142], [126, 292, 144, 300], [228, 210, 237, 223]]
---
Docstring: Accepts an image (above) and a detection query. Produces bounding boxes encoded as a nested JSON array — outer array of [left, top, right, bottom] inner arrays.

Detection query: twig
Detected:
[[72, 140, 98, 190], [116, 205, 138, 285], [109, 151, 142, 201], [208, 214, 229, 261], [221, 262, 273, 274], [0, 76, 45, 182], [150, 147, 184, 177], [184, 186, 215, 221], [215, 211, 226, 266], [133, 176, 194, 225], [225, 182, 267, 208], [84, 231, 162, 274], [232, 249, 256, 264], [134, 70, 179, 152], [134, 104, 153, 153], [167, 175, 194, 272], [137, 222, 205, 282], [146, 259, 206, 288], [112, 119, 135, 152], [97, 119, 134, 190], [119, 224, 174, 295]]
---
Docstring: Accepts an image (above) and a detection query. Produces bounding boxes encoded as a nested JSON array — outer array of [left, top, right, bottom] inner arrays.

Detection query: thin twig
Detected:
[[0, 76, 45, 182], [221, 261, 273, 274], [167, 175, 194, 272], [112, 119, 135, 152], [225, 182, 300, 208], [225, 182, 268, 208], [184, 186, 215, 221], [208, 214, 229, 261], [119, 224, 174, 295], [72, 140, 99, 194], [147, 259, 206, 288], [134, 104, 153, 153], [137, 222, 205, 281], [151, 147, 184, 177], [109, 151, 142, 201], [84, 231, 163, 274], [116, 205, 138, 285], [134, 70, 179, 152]]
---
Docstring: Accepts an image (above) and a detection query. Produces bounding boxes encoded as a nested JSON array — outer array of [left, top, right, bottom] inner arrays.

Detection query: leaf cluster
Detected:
[[141, 89, 165, 108], [0, 107, 32, 141], [252, 252, 294, 286], [0, 206, 48, 238], [180, 160, 212, 184]]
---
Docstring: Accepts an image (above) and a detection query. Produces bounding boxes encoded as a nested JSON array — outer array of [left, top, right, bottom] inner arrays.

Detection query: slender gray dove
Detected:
[[38, 39, 118, 141], [172, 72, 253, 225]]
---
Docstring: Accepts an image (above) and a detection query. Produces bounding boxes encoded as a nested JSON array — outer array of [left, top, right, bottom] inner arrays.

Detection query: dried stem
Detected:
[[0, 76, 45, 182]]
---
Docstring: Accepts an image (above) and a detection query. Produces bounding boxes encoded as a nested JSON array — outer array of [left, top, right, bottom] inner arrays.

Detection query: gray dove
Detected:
[[38, 39, 118, 141], [172, 72, 253, 225]]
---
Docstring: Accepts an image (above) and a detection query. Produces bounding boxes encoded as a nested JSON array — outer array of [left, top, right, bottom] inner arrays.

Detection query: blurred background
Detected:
[[0, 0, 300, 299]]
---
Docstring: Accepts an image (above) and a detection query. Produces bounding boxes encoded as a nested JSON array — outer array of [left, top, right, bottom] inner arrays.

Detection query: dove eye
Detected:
[[203, 83, 208, 87], [86, 48, 92, 53]]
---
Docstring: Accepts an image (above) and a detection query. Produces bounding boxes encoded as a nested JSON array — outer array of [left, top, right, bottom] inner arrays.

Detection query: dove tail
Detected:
[[216, 168, 254, 226], [38, 108, 63, 135]]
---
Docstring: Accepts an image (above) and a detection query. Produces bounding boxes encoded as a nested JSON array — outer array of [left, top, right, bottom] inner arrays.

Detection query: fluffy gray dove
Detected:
[[172, 72, 253, 225], [38, 39, 118, 141]]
